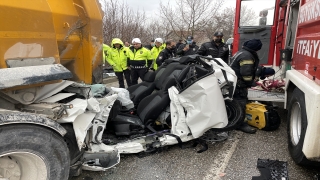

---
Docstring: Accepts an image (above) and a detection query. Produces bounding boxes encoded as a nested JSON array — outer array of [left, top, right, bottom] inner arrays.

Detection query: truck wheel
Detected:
[[287, 88, 317, 166], [0, 124, 70, 180], [61, 123, 82, 165]]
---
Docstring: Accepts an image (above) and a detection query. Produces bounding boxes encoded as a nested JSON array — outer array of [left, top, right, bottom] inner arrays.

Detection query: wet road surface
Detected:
[[71, 102, 319, 180]]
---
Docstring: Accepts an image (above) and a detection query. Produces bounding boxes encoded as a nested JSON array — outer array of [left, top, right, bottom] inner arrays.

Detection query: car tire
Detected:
[[0, 124, 70, 180], [211, 99, 244, 132]]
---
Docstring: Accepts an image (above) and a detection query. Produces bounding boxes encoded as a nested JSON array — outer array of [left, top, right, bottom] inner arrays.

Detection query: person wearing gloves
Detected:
[[150, 38, 166, 70], [252, 66, 276, 86], [127, 38, 153, 85], [176, 36, 199, 56], [197, 31, 229, 63], [256, 66, 275, 80], [107, 38, 132, 88], [230, 39, 263, 134]]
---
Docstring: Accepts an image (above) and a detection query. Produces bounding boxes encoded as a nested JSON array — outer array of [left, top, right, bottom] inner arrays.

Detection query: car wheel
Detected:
[[211, 99, 244, 132]]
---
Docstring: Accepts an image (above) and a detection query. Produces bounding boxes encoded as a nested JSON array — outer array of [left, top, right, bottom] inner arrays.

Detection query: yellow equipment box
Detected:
[[245, 102, 281, 131]]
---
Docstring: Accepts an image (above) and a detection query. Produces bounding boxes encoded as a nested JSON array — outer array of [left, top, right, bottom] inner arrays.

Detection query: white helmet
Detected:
[[132, 38, 141, 44], [154, 38, 163, 44]]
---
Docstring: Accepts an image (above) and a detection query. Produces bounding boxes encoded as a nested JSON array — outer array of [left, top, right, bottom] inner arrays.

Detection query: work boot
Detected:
[[236, 122, 257, 134]]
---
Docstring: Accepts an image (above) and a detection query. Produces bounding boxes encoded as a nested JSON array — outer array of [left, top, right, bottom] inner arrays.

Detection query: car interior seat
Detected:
[[127, 71, 156, 107], [126, 58, 182, 108], [109, 62, 190, 135]]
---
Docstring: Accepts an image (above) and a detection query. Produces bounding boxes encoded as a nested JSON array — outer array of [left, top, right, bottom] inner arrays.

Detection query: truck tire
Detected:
[[287, 87, 319, 166], [61, 123, 82, 165], [0, 124, 70, 180]]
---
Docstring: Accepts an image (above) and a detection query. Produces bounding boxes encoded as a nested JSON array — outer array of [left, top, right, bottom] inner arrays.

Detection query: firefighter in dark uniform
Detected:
[[197, 31, 229, 64], [176, 36, 199, 56], [127, 38, 153, 85], [156, 39, 176, 67], [230, 39, 263, 134]]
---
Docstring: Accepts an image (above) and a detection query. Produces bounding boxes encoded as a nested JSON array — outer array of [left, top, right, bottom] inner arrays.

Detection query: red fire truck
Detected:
[[233, 0, 320, 166]]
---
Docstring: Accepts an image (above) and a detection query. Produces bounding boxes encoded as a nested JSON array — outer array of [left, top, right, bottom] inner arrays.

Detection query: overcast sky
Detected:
[[123, 0, 237, 18]]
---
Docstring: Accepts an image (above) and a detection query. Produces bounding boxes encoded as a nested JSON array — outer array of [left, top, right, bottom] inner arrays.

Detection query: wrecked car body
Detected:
[[0, 55, 243, 178]]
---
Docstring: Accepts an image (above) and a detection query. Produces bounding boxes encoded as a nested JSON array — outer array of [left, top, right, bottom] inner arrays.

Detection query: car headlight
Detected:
[[221, 84, 234, 98]]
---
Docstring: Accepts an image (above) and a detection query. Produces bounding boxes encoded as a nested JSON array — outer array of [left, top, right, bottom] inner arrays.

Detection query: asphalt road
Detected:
[[70, 79, 319, 180]]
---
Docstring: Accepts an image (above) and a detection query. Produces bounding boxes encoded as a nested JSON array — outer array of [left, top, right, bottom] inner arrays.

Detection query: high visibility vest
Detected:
[[127, 46, 152, 69], [103, 44, 110, 63], [151, 44, 166, 70]]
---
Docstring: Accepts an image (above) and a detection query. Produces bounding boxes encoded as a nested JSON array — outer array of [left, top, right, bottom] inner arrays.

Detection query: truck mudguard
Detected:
[[0, 111, 66, 136]]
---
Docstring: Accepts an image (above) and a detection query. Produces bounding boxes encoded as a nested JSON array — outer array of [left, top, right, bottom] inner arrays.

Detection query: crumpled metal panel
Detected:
[[0, 64, 72, 90], [0, 110, 66, 136], [0, 80, 74, 105]]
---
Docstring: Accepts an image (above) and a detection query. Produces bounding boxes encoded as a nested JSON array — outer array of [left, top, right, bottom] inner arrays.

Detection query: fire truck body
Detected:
[[285, 0, 320, 163], [233, 0, 320, 165]]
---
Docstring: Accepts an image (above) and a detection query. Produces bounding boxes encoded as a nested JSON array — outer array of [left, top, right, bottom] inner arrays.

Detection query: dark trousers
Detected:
[[115, 69, 132, 88], [131, 68, 147, 85], [233, 87, 248, 125]]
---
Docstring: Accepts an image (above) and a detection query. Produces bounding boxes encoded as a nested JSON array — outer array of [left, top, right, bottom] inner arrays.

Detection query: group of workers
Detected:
[[103, 31, 229, 88], [103, 32, 275, 134]]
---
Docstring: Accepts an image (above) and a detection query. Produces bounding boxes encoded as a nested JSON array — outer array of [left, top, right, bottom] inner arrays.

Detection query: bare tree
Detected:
[[100, 0, 149, 45], [159, 0, 224, 40], [239, 5, 257, 26], [203, 5, 257, 42], [203, 7, 235, 40], [144, 18, 171, 41], [99, 0, 256, 46]]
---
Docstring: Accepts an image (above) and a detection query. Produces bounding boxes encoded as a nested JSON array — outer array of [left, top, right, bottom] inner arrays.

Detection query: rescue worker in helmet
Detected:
[[127, 38, 153, 85], [107, 38, 132, 88], [150, 38, 166, 70], [197, 31, 229, 64], [230, 39, 263, 134], [176, 36, 199, 56]]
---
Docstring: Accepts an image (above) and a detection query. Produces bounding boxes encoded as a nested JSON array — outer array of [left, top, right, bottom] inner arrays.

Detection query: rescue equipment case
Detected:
[[245, 102, 281, 131]]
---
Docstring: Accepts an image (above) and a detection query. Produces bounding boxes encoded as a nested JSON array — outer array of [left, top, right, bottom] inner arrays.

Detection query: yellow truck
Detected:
[[0, 1, 245, 180], [0, 1, 120, 179]]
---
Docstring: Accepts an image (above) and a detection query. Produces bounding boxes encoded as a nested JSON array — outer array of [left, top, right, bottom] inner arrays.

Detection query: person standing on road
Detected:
[[176, 36, 199, 57], [107, 38, 132, 88], [144, 39, 155, 50], [176, 39, 183, 50], [197, 31, 229, 64], [156, 39, 176, 67], [151, 38, 166, 70], [230, 39, 263, 134], [127, 38, 153, 85], [124, 41, 131, 47], [175, 39, 183, 55]]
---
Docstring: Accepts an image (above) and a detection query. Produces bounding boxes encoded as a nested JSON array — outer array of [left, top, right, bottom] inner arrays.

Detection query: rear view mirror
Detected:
[[226, 38, 234, 45]]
